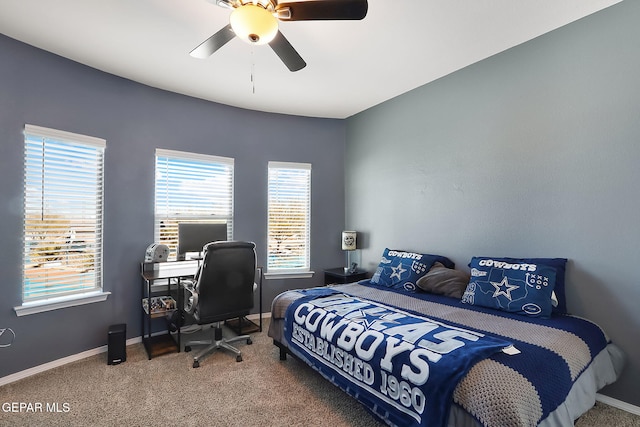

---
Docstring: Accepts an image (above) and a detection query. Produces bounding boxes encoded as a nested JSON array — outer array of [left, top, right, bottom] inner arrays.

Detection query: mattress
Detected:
[[268, 281, 624, 427]]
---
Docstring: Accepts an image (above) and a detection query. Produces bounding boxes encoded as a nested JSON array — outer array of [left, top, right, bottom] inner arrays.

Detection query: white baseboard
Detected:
[[0, 335, 140, 387], [596, 393, 640, 416], [0, 312, 270, 387]]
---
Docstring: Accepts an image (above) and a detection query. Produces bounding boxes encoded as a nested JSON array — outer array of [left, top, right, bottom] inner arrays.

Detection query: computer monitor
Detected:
[[177, 222, 228, 260]]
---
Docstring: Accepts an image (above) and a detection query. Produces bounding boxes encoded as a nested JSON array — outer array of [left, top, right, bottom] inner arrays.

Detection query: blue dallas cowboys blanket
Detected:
[[283, 288, 511, 427]]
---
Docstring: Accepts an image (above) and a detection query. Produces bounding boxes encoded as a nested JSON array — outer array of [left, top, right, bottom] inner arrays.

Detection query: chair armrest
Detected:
[[183, 281, 198, 314]]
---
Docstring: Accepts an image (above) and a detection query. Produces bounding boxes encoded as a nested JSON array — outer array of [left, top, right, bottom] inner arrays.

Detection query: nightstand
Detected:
[[324, 267, 368, 285]]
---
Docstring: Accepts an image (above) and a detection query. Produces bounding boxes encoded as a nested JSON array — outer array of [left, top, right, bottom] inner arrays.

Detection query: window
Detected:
[[154, 149, 234, 260], [20, 125, 106, 312], [267, 162, 312, 276]]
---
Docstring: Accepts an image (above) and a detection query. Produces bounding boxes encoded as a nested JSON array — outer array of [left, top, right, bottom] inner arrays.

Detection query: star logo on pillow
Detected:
[[390, 263, 407, 281], [490, 277, 519, 301]]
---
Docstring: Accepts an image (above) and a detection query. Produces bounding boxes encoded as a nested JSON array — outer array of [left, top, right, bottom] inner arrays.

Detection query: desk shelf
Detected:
[[142, 334, 179, 358], [224, 316, 261, 334], [141, 261, 197, 360], [142, 296, 176, 318]]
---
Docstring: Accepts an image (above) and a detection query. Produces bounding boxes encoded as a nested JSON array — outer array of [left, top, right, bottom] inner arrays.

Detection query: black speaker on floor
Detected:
[[107, 323, 126, 365]]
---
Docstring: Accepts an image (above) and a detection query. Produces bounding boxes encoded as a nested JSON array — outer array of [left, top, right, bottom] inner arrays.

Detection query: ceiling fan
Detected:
[[190, 0, 368, 72]]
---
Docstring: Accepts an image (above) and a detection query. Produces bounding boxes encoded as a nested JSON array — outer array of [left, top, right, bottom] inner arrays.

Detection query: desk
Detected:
[[140, 261, 198, 359], [140, 261, 264, 359]]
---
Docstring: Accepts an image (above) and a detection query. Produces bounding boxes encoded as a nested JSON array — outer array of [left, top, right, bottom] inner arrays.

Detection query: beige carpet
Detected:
[[1, 320, 638, 427]]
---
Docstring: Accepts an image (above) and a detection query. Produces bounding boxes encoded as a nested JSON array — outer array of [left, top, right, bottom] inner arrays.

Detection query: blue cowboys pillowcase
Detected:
[[494, 257, 568, 314], [461, 257, 557, 318], [370, 248, 454, 291]]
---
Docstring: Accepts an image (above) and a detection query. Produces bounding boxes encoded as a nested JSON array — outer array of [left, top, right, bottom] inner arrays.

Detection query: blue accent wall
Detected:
[[0, 34, 345, 377], [345, 1, 639, 405]]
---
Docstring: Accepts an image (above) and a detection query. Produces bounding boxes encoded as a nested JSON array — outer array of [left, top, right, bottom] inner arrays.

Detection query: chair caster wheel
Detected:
[[184, 346, 191, 352], [236, 355, 242, 362], [193, 360, 200, 368], [247, 338, 252, 345]]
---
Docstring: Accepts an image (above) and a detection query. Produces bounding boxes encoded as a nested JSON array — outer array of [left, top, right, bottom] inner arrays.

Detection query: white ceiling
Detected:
[[0, 0, 622, 119]]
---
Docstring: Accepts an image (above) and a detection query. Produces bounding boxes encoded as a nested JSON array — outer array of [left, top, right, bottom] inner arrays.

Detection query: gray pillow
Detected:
[[416, 262, 470, 299]]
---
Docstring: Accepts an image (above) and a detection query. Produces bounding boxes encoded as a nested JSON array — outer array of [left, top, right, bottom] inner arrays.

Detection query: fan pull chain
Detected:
[[251, 47, 255, 94]]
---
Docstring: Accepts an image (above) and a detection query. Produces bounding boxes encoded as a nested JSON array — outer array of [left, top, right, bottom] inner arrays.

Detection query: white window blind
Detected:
[[154, 149, 234, 260], [267, 161, 311, 272], [22, 125, 105, 303]]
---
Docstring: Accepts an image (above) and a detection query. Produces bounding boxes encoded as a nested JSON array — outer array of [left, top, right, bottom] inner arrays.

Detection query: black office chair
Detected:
[[182, 241, 256, 368]]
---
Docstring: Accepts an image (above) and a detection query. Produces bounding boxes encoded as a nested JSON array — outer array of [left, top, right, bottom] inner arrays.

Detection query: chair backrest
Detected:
[[193, 241, 256, 324]]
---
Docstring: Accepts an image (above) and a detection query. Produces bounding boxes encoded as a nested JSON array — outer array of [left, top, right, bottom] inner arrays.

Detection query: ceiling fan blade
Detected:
[[276, 0, 368, 21], [190, 24, 235, 58], [269, 31, 306, 72]]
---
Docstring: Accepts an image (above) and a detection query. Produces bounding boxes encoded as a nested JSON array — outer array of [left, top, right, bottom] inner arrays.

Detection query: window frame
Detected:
[[154, 149, 234, 260], [15, 124, 109, 316], [265, 161, 313, 279]]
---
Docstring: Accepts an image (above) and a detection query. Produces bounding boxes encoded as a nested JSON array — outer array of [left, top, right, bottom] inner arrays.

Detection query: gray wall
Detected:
[[0, 34, 345, 377], [346, 1, 639, 407]]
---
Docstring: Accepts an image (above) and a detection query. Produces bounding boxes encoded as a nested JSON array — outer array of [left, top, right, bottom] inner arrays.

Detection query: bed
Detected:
[[267, 250, 624, 427]]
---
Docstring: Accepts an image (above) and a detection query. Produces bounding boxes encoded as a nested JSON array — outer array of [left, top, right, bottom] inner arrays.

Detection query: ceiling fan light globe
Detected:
[[230, 4, 278, 45]]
